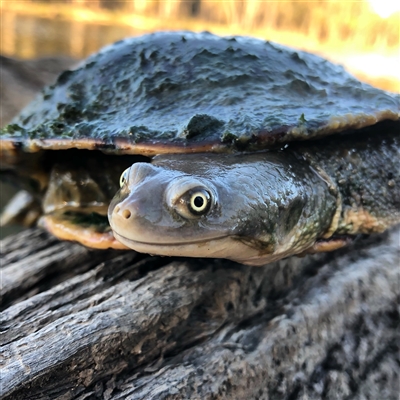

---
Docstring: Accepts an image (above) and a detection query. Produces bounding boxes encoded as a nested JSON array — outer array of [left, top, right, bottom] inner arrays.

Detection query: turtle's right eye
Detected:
[[119, 168, 130, 187]]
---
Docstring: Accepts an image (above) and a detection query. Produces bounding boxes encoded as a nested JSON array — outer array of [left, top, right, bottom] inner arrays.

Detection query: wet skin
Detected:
[[109, 127, 400, 265], [109, 151, 337, 265]]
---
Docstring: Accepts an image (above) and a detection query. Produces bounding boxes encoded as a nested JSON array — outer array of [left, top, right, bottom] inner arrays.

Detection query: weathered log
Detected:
[[1, 227, 399, 399]]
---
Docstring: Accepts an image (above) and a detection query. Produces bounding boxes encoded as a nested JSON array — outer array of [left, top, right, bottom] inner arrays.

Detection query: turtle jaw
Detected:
[[111, 230, 314, 266], [113, 230, 230, 257], [111, 230, 278, 266]]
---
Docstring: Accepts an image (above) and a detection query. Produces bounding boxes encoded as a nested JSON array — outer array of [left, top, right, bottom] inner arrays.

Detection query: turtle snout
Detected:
[[108, 198, 141, 240], [108, 186, 136, 227], [114, 205, 132, 219], [108, 193, 163, 245], [108, 185, 140, 226]]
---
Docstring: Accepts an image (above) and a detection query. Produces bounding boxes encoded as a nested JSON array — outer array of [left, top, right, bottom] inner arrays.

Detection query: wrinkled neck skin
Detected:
[[108, 152, 337, 265]]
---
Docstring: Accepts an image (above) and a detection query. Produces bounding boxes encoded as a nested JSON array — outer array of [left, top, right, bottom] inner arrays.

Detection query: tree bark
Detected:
[[1, 227, 399, 399]]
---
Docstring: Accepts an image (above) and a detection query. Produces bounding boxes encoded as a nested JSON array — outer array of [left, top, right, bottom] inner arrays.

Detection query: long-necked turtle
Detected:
[[1, 32, 399, 265]]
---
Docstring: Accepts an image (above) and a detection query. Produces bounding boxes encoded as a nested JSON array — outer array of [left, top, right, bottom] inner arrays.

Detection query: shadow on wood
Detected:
[[1, 227, 399, 399]]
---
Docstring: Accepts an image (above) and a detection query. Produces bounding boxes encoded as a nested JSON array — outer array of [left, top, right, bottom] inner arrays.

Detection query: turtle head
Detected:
[[108, 161, 235, 259], [108, 153, 337, 265]]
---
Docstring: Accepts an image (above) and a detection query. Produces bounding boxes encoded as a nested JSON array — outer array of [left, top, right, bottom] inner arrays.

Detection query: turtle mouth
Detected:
[[112, 229, 239, 260], [111, 230, 277, 265], [113, 230, 229, 247]]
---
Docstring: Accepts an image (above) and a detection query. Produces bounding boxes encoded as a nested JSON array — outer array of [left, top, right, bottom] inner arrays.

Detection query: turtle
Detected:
[[1, 31, 399, 265]]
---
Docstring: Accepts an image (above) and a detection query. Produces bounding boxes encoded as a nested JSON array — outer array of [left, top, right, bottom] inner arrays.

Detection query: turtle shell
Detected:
[[1, 31, 399, 156]]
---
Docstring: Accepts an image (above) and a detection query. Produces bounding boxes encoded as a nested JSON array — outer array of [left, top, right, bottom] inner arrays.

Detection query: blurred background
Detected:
[[1, 0, 399, 237], [1, 0, 399, 91]]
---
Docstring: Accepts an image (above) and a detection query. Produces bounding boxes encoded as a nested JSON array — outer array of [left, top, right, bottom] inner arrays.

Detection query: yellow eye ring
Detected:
[[189, 190, 210, 214], [119, 168, 130, 187]]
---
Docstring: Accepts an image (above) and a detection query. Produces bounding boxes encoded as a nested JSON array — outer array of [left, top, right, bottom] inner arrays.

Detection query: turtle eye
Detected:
[[189, 190, 210, 215], [166, 180, 215, 219], [179, 188, 211, 217], [119, 168, 130, 187]]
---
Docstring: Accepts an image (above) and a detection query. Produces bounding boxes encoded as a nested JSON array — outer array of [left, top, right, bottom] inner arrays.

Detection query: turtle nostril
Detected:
[[122, 209, 131, 219]]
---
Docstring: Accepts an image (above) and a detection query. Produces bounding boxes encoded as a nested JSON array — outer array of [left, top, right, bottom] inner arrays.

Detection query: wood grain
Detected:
[[1, 227, 399, 399]]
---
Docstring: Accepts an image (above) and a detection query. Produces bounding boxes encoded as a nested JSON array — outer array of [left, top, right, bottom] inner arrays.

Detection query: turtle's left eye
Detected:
[[119, 168, 130, 187]]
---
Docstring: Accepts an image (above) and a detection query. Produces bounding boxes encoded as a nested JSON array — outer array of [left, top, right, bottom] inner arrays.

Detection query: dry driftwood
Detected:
[[1, 227, 399, 400]]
